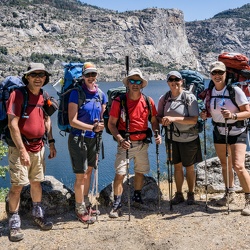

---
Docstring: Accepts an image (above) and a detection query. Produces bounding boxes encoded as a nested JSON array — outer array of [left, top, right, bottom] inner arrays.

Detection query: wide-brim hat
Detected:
[[22, 62, 51, 86], [122, 68, 148, 88]]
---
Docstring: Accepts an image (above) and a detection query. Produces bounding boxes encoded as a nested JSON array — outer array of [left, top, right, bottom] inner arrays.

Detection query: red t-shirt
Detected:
[[7, 88, 45, 152], [109, 93, 157, 141]]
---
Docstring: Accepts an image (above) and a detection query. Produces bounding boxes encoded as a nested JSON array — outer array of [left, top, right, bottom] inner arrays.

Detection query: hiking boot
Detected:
[[86, 205, 100, 216], [216, 191, 235, 206], [241, 194, 250, 216], [109, 208, 123, 218], [187, 192, 195, 205], [76, 211, 96, 224], [171, 192, 185, 205], [9, 214, 24, 242], [33, 217, 53, 231]]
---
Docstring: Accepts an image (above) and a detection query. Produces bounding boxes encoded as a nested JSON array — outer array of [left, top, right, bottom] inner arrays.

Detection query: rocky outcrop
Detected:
[[196, 152, 250, 193]]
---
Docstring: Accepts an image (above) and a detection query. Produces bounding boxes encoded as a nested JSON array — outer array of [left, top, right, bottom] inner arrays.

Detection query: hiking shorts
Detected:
[[213, 129, 247, 145], [68, 134, 97, 174], [170, 137, 202, 167], [8, 146, 45, 186], [114, 141, 150, 175]]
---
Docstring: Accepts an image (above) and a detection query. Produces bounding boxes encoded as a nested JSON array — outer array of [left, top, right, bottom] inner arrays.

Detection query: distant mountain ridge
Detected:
[[0, 0, 249, 82]]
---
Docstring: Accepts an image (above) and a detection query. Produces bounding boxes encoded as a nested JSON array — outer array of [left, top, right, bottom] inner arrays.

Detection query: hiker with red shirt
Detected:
[[108, 68, 161, 218], [200, 61, 250, 215], [6, 63, 56, 242]]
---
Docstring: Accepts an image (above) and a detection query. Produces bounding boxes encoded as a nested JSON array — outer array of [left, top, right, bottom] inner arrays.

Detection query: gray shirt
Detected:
[[157, 90, 199, 142]]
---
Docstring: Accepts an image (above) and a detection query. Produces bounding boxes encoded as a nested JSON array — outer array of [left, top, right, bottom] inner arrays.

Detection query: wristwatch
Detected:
[[48, 139, 55, 144]]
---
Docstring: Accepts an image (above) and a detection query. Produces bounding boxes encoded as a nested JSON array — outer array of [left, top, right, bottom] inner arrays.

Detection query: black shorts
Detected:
[[166, 136, 202, 167], [213, 129, 247, 145], [68, 134, 97, 174]]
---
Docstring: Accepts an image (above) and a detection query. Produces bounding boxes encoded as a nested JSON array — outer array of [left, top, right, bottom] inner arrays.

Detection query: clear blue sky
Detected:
[[80, 0, 250, 21]]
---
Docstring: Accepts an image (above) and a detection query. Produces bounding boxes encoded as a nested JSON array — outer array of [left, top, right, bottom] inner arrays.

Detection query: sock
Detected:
[[113, 195, 122, 210], [84, 196, 90, 206], [75, 202, 86, 214], [32, 202, 43, 218]]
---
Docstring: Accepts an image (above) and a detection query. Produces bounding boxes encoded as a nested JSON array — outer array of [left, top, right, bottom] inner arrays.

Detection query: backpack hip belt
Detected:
[[212, 120, 245, 128]]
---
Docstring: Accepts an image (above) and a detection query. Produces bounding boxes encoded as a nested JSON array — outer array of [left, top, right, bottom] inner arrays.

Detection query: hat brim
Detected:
[[83, 69, 97, 75], [210, 67, 226, 72], [122, 76, 148, 88], [24, 68, 51, 76]]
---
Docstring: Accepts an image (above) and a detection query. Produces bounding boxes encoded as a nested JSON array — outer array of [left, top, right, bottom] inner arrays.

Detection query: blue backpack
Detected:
[[57, 62, 103, 134]]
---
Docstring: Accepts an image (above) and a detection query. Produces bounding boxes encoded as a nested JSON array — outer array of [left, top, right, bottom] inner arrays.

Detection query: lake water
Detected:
[[0, 80, 213, 190]]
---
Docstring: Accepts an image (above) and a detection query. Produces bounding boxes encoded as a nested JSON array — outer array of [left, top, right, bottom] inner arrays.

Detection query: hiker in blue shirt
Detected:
[[68, 62, 107, 224]]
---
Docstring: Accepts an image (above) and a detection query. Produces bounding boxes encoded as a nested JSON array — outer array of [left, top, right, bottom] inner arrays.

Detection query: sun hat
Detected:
[[122, 68, 148, 88], [210, 61, 226, 72], [166, 71, 182, 81], [22, 62, 51, 86], [82, 62, 97, 75]]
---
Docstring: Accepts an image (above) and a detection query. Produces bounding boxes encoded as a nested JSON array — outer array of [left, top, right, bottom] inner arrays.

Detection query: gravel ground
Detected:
[[0, 181, 250, 250]]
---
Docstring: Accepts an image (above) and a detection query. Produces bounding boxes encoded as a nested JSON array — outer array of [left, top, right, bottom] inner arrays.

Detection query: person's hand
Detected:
[[93, 120, 104, 132], [48, 143, 57, 159], [221, 108, 232, 119], [162, 116, 174, 126], [200, 110, 207, 120], [19, 148, 31, 166], [155, 134, 162, 145]]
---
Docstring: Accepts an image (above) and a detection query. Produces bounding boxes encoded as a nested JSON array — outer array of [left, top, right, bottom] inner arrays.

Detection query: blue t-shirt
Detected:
[[69, 88, 107, 137]]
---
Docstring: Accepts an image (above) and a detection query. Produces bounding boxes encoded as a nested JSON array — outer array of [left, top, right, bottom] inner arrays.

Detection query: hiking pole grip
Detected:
[[125, 56, 129, 76]]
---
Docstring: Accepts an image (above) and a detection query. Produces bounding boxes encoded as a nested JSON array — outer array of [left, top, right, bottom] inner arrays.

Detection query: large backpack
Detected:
[[218, 52, 250, 97], [103, 86, 152, 136], [180, 69, 205, 133], [0, 76, 57, 145], [57, 62, 103, 134]]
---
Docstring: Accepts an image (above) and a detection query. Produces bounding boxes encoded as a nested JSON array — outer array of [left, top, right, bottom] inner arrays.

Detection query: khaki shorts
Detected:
[[8, 146, 45, 186], [114, 141, 150, 175]]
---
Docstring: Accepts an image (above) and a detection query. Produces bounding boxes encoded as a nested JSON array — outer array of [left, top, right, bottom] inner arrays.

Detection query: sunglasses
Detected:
[[84, 72, 97, 78], [168, 78, 181, 82], [28, 72, 46, 78], [128, 79, 142, 85], [211, 71, 225, 76]]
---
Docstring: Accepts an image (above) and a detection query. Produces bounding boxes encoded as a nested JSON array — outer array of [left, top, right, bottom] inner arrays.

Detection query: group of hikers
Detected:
[[4, 60, 250, 242]]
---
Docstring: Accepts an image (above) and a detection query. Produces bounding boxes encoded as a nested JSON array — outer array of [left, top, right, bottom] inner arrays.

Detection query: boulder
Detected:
[[196, 152, 250, 193], [6, 175, 75, 216], [99, 175, 161, 207]]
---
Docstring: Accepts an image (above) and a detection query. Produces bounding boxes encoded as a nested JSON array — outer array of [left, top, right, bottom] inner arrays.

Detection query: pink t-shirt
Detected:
[[109, 93, 157, 141]]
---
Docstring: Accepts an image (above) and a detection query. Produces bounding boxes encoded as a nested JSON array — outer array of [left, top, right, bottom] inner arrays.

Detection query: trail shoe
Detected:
[[109, 207, 123, 218], [9, 213, 24, 242], [171, 192, 185, 205], [76, 211, 96, 224], [216, 191, 235, 206], [86, 204, 100, 216], [34, 217, 53, 230], [187, 192, 195, 205], [109, 203, 123, 218], [241, 194, 250, 216]]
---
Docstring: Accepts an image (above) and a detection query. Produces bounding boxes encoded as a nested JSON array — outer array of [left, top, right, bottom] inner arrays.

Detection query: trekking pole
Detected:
[[155, 129, 161, 214], [95, 123, 103, 221], [166, 126, 173, 211], [225, 118, 230, 215], [125, 56, 129, 76], [169, 124, 173, 211], [125, 132, 131, 221], [203, 119, 208, 211]]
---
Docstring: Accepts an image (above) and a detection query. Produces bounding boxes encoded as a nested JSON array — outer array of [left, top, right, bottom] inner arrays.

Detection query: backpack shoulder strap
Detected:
[[18, 86, 29, 119], [227, 84, 239, 110], [142, 93, 152, 121]]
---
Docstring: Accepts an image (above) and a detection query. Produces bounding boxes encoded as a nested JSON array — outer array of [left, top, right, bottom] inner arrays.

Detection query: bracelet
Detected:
[[232, 113, 237, 120], [48, 139, 55, 144]]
